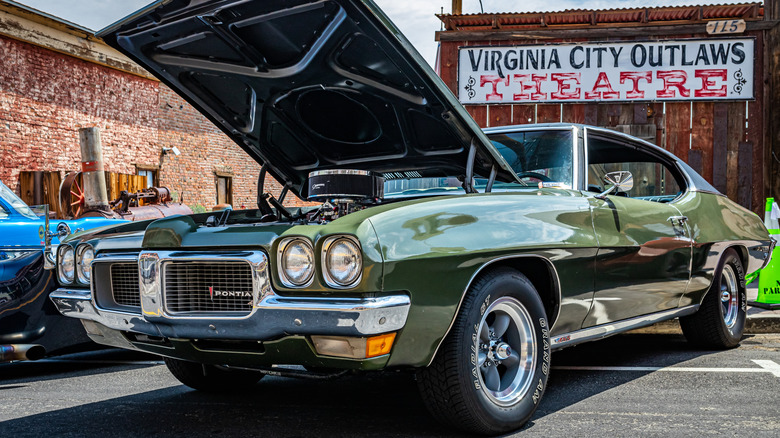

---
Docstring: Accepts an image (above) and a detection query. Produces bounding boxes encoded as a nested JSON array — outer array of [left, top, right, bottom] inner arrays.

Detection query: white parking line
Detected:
[[752, 359, 780, 378], [553, 360, 780, 378]]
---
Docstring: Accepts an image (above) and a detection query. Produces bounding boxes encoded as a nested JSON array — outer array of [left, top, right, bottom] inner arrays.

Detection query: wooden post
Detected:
[[78, 127, 110, 212], [33, 170, 43, 205], [452, 0, 462, 15], [766, 0, 780, 202]]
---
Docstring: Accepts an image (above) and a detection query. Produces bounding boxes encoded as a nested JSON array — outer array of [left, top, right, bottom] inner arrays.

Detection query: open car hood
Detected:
[[98, 0, 518, 198]]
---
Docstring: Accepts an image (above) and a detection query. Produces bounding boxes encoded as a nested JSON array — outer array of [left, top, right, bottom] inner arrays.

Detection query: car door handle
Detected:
[[668, 216, 688, 226]]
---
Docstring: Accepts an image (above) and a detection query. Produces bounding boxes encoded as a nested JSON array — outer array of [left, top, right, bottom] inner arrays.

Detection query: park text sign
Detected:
[[458, 39, 754, 103]]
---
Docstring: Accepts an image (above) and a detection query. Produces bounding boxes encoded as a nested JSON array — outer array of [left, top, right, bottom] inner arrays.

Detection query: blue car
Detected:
[[0, 180, 124, 361]]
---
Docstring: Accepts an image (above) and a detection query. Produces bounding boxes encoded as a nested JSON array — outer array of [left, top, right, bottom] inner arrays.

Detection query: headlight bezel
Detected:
[[277, 237, 315, 288], [57, 245, 75, 284], [321, 235, 363, 289], [76, 244, 95, 285]]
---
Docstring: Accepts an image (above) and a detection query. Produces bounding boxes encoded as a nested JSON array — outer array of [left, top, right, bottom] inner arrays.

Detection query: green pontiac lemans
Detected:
[[49, 0, 772, 434]]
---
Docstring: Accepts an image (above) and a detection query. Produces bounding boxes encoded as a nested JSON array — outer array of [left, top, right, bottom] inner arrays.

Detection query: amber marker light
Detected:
[[366, 332, 396, 358], [311, 332, 397, 359]]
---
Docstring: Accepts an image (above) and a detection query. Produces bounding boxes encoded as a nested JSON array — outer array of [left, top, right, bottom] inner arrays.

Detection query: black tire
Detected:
[[680, 248, 746, 349], [416, 267, 550, 436], [163, 357, 263, 392]]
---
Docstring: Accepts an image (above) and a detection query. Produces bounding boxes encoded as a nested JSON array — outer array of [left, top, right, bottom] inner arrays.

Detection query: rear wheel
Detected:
[[164, 357, 263, 392], [416, 268, 550, 435], [680, 248, 746, 348]]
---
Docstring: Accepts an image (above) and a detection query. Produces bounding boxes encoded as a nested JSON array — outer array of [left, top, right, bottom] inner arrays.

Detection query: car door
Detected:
[[582, 130, 692, 327]]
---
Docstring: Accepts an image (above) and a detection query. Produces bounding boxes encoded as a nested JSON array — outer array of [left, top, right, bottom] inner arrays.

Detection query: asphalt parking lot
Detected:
[[1, 333, 779, 438]]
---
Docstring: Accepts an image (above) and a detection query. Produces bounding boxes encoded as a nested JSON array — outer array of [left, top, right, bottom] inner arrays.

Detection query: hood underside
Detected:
[[98, 0, 516, 198]]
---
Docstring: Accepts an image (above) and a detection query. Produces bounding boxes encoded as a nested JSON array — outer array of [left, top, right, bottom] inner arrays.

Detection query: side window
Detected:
[[0, 203, 8, 219], [587, 134, 685, 202]]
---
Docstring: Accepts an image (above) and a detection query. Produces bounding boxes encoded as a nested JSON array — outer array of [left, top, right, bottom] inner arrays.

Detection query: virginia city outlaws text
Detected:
[[458, 39, 754, 104]]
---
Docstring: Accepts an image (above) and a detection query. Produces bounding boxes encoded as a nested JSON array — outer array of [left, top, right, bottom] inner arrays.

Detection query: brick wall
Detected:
[[0, 34, 310, 211]]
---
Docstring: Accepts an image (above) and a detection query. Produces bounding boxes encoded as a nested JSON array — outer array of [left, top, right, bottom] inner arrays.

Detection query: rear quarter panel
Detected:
[[673, 191, 770, 306]]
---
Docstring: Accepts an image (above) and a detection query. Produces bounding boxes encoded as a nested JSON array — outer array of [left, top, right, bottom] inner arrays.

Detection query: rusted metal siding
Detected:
[[438, 3, 763, 31]]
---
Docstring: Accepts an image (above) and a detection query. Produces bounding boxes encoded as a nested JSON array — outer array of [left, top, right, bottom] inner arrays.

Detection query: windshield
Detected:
[[488, 129, 574, 189], [0, 181, 38, 220], [383, 129, 575, 197]]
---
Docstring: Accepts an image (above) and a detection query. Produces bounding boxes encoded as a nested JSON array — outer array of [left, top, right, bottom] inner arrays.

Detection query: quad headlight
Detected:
[[278, 238, 315, 287], [57, 245, 75, 284], [322, 236, 362, 288], [76, 244, 95, 284]]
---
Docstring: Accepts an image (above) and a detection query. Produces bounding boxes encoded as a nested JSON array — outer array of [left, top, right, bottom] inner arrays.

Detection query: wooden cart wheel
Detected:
[[59, 172, 86, 219]]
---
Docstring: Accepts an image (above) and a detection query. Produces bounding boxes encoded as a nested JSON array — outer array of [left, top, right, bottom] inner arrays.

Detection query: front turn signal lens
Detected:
[[366, 333, 396, 358], [311, 332, 397, 359]]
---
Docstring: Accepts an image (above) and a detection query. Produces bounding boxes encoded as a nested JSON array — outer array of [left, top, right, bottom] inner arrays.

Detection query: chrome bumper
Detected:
[[50, 288, 411, 341]]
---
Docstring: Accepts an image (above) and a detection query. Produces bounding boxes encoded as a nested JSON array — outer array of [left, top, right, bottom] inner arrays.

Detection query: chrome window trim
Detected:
[[138, 250, 271, 320], [276, 237, 315, 288], [320, 235, 363, 289]]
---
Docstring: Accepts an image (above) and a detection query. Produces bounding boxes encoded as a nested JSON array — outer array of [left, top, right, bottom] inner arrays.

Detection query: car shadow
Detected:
[[0, 349, 160, 383], [0, 333, 732, 437]]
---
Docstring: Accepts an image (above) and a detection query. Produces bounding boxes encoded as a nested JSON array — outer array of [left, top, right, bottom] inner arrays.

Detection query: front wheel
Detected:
[[680, 248, 746, 348], [164, 357, 263, 392], [416, 268, 550, 435]]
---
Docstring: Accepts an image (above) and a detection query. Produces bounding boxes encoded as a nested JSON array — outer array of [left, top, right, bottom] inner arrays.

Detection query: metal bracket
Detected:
[[462, 140, 477, 194]]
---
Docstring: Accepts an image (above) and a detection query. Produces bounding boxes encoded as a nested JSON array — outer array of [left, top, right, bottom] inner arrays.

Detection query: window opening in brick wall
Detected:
[[216, 175, 233, 206], [137, 169, 158, 188]]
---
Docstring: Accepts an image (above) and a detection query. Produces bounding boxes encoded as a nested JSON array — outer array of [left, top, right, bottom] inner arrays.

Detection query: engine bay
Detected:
[[201, 169, 386, 227]]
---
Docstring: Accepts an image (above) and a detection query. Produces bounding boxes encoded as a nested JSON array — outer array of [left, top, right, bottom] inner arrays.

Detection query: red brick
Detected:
[[0, 34, 312, 210]]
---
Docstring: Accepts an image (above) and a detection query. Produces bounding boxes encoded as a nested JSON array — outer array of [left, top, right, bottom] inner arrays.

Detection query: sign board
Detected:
[[706, 20, 746, 35], [458, 39, 754, 104]]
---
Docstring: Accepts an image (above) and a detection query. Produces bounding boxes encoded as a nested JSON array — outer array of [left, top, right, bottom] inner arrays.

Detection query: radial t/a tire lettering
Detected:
[[416, 267, 550, 435], [164, 357, 263, 392], [680, 248, 746, 349]]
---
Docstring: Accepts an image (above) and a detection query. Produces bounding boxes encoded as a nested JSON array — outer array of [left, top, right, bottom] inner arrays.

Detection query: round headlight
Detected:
[[280, 239, 314, 286], [58, 246, 75, 284], [324, 237, 362, 287], [77, 245, 95, 284]]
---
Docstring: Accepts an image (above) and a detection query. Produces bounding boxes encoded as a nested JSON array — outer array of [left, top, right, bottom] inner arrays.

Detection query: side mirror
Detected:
[[595, 171, 633, 199]]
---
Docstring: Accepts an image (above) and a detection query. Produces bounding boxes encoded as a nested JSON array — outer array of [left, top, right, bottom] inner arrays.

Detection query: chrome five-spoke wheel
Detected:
[[417, 268, 550, 435], [720, 264, 739, 328], [680, 248, 746, 349], [476, 297, 536, 406]]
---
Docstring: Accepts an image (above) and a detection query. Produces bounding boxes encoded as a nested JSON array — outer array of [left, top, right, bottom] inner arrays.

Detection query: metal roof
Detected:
[[438, 3, 762, 31]]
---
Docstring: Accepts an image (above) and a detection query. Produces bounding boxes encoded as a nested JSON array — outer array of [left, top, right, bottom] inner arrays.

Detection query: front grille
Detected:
[[111, 263, 140, 308], [164, 262, 254, 314]]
